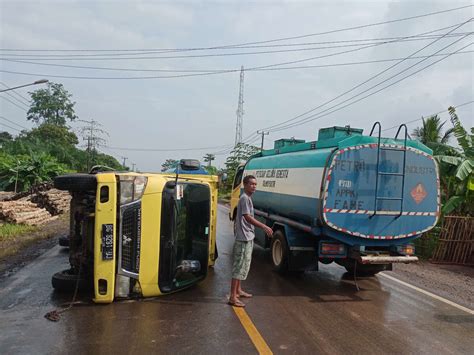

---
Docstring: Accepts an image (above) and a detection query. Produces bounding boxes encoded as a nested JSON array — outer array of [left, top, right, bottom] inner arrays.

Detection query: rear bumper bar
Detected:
[[359, 255, 418, 264]]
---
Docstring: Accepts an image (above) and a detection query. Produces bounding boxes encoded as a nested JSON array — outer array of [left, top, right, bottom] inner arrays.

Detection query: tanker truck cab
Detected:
[[238, 124, 440, 275], [52, 160, 218, 303]]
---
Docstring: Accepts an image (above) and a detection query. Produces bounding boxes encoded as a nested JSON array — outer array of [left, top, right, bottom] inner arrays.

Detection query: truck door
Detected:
[[230, 164, 245, 220]]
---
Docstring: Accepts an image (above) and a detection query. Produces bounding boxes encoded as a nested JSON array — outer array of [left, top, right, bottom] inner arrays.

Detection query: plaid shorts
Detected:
[[232, 240, 254, 280]]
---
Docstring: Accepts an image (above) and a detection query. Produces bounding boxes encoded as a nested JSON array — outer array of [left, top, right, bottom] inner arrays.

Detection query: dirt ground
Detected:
[[391, 261, 474, 310], [0, 217, 68, 280]]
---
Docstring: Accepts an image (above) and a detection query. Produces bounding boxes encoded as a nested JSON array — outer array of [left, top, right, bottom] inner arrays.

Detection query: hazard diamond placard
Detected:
[[411, 183, 427, 204]]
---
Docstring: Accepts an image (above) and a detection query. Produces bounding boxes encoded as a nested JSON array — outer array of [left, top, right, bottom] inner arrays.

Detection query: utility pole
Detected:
[[79, 119, 108, 172], [257, 130, 269, 151], [131, 163, 136, 171], [121, 156, 128, 168], [234, 66, 244, 146]]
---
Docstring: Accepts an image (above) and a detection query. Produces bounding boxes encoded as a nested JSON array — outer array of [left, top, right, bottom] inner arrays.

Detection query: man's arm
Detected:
[[243, 214, 273, 237]]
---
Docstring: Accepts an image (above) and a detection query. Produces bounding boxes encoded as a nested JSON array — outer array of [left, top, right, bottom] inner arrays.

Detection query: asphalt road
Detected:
[[1, 205, 473, 354]]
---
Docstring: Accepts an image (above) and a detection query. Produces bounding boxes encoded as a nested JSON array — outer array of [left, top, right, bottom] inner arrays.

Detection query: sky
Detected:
[[0, 0, 473, 171]]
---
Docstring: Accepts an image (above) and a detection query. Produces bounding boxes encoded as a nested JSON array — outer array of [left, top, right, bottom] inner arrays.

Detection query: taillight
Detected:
[[321, 243, 345, 255], [398, 244, 415, 255]]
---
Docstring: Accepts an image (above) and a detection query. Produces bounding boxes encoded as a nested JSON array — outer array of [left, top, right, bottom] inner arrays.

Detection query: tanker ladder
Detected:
[[369, 122, 409, 218]]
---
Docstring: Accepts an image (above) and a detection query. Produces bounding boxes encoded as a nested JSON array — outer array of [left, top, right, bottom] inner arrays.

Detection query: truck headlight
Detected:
[[120, 176, 148, 205]]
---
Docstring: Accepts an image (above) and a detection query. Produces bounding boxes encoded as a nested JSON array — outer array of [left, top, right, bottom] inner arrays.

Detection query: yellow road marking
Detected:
[[232, 306, 273, 354], [379, 273, 474, 315]]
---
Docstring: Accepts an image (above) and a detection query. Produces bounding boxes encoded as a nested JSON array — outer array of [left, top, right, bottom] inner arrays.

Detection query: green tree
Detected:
[[432, 107, 473, 215], [0, 131, 13, 145], [0, 152, 66, 192], [161, 159, 179, 172], [27, 82, 78, 126], [224, 143, 260, 190], [24, 123, 79, 146], [412, 115, 455, 155], [204, 165, 218, 175]]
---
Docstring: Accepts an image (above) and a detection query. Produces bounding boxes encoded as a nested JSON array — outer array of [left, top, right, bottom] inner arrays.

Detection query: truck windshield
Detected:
[[159, 183, 210, 292]]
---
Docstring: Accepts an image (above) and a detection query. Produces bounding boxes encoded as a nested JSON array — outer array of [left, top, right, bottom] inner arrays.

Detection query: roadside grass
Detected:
[[0, 223, 37, 242]]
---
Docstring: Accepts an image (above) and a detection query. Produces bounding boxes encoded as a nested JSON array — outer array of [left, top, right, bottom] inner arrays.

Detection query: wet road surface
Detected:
[[1, 205, 473, 354]]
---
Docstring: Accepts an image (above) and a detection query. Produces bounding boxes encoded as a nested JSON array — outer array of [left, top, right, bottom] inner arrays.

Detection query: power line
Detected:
[[0, 90, 29, 108], [105, 142, 239, 152], [382, 100, 474, 132], [0, 115, 28, 130], [0, 95, 28, 111], [1, 4, 470, 52], [0, 122, 21, 132], [1, 22, 467, 80], [2, 47, 472, 75], [0, 31, 469, 53], [268, 40, 473, 134], [0, 82, 31, 105], [2, 32, 471, 61], [261, 20, 473, 133]]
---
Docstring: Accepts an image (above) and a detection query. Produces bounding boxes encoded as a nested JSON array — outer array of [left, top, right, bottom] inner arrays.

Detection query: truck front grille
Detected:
[[120, 201, 141, 274]]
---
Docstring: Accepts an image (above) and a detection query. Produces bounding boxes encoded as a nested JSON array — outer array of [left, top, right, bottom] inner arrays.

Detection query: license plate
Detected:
[[101, 224, 114, 260]]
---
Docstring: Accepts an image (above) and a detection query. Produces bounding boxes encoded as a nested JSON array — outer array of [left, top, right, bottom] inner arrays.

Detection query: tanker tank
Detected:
[[230, 124, 440, 274]]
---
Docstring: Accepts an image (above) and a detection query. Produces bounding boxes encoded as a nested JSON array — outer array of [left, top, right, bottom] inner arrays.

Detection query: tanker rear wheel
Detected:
[[271, 230, 289, 273]]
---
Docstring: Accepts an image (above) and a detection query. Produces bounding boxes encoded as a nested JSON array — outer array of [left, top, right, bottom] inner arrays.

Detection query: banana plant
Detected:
[[436, 107, 474, 215]]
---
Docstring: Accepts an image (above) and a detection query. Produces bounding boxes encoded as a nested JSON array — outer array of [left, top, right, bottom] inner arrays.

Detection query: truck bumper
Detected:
[[358, 255, 419, 264]]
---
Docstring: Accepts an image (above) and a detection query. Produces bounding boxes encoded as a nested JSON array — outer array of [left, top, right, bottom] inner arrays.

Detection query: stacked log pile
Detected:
[[0, 183, 72, 226], [0, 199, 56, 226], [0, 192, 15, 201], [31, 189, 71, 216]]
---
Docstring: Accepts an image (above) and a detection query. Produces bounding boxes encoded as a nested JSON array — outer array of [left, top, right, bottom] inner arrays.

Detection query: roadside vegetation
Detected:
[[0, 82, 124, 193], [412, 108, 473, 258], [0, 223, 36, 242]]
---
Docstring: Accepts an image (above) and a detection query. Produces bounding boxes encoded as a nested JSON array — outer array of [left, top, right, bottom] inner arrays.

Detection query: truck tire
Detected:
[[52, 269, 92, 292], [58, 235, 69, 247], [54, 174, 97, 192], [271, 230, 289, 273]]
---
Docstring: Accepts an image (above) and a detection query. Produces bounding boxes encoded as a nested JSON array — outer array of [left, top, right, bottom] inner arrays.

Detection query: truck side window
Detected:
[[233, 167, 244, 190]]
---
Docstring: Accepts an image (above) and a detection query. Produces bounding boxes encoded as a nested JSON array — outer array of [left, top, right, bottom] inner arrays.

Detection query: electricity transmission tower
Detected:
[[234, 66, 244, 146], [78, 119, 109, 171]]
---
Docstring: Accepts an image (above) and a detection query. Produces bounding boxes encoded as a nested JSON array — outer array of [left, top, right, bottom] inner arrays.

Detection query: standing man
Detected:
[[229, 175, 273, 307]]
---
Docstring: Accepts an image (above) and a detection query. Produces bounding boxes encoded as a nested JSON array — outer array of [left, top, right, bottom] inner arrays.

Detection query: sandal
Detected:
[[228, 299, 246, 307], [238, 291, 253, 298]]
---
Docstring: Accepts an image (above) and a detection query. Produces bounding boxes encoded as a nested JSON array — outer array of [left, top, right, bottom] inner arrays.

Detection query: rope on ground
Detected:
[[44, 262, 83, 322]]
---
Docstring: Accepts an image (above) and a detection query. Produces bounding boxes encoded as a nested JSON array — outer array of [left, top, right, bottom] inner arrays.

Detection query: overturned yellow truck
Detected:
[[52, 160, 218, 303]]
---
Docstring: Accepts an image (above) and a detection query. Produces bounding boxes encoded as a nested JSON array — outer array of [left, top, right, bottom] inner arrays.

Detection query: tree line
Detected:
[[0, 82, 123, 192]]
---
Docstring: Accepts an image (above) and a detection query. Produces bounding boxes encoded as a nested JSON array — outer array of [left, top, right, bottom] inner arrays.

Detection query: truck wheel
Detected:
[[58, 235, 69, 247], [52, 269, 92, 292], [271, 230, 289, 273], [54, 174, 97, 192]]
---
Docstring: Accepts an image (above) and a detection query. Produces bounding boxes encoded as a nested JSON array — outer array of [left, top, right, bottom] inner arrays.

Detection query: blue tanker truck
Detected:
[[229, 124, 440, 274]]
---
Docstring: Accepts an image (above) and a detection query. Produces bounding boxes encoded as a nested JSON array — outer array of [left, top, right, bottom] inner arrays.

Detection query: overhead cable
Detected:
[[0, 115, 28, 129], [260, 19, 473, 133], [382, 100, 474, 132], [1, 32, 471, 60], [1, 4, 471, 52], [268, 40, 473, 133], [1, 23, 468, 80]]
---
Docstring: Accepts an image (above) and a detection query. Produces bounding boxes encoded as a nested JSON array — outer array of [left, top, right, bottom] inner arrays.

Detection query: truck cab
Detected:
[[52, 160, 218, 303]]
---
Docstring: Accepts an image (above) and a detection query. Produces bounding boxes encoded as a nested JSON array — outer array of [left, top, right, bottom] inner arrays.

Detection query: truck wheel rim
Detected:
[[272, 239, 282, 266]]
